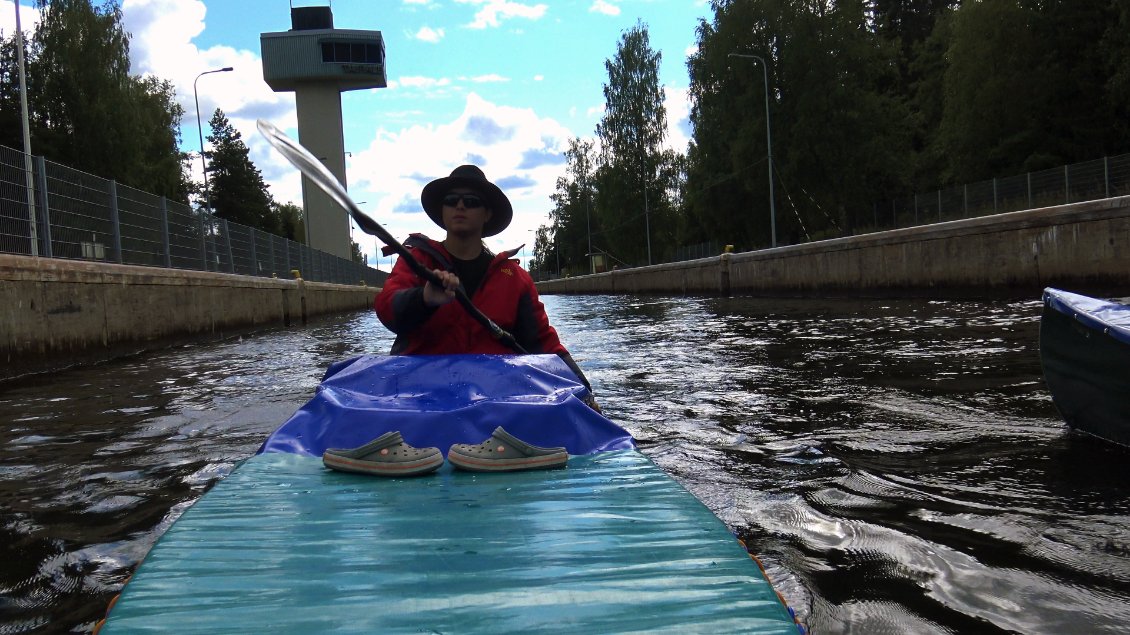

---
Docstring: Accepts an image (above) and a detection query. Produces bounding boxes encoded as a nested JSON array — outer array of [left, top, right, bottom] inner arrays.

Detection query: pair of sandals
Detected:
[[322, 427, 568, 477]]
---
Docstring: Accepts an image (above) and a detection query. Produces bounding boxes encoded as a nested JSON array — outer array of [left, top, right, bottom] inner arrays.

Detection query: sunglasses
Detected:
[[442, 193, 485, 209]]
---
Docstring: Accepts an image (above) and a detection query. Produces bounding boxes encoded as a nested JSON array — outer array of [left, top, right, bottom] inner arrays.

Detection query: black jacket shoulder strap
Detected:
[[381, 233, 454, 271]]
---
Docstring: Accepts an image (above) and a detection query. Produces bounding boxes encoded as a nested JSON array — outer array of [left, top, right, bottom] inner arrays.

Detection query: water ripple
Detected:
[[3, 298, 1130, 633]]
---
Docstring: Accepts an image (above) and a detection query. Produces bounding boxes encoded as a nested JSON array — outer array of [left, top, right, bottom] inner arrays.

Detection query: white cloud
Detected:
[[663, 84, 692, 154], [589, 0, 620, 16], [347, 93, 571, 254], [466, 74, 509, 83], [456, 0, 549, 29], [0, 3, 41, 36], [394, 76, 454, 89], [121, 0, 297, 203], [412, 26, 444, 43]]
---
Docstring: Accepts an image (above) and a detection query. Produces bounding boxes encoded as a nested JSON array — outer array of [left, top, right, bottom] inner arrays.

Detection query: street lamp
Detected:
[[194, 67, 234, 212], [728, 53, 777, 248]]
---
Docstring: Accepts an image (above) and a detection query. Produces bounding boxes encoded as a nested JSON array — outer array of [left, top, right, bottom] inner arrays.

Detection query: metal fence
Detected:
[[860, 154, 1130, 233], [0, 144, 384, 286]]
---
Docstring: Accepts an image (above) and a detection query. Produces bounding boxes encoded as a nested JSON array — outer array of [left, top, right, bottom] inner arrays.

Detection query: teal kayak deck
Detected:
[[102, 450, 797, 633]]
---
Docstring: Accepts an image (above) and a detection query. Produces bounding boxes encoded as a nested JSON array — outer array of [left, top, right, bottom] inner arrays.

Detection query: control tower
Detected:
[[260, 4, 386, 260]]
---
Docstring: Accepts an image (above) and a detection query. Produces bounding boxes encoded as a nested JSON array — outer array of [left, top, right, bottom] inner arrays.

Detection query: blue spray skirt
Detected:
[[100, 355, 800, 633]]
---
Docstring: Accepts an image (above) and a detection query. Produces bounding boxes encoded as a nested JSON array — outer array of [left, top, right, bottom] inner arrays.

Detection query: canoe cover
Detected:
[[100, 355, 800, 634]]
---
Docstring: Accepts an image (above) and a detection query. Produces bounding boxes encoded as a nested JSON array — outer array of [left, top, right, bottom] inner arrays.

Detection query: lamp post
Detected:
[[728, 53, 776, 248], [14, 2, 36, 255], [194, 67, 234, 213]]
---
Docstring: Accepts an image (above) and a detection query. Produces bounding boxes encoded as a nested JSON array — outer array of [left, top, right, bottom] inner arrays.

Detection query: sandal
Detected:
[[323, 431, 443, 477], [447, 427, 568, 472]]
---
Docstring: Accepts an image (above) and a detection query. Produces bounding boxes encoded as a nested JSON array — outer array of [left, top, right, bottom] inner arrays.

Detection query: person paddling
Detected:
[[374, 164, 595, 394], [324, 165, 598, 477]]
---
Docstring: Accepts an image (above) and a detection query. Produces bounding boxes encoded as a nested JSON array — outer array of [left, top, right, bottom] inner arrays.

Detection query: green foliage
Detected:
[[274, 202, 305, 243], [594, 21, 679, 266], [533, 137, 598, 276], [0, 0, 190, 198], [205, 108, 278, 234], [674, 0, 1130, 253]]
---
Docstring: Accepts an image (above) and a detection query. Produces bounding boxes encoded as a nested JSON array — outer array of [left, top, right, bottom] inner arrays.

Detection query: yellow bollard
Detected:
[[291, 269, 302, 279]]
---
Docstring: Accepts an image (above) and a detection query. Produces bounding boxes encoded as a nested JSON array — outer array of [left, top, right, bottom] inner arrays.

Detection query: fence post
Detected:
[[23, 150, 38, 256], [992, 178, 998, 213], [891, 199, 896, 229], [159, 196, 171, 268], [963, 184, 968, 217], [285, 238, 291, 275], [1027, 172, 1032, 208], [1104, 156, 1110, 198], [199, 210, 208, 270], [937, 190, 942, 222], [250, 228, 258, 276], [223, 219, 234, 273], [108, 180, 123, 263], [35, 156, 53, 258], [913, 193, 918, 225], [1064, 165, 1070, 204]]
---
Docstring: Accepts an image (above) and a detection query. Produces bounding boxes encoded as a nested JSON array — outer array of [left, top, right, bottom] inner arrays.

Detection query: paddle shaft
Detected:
[[355, 208, 527, 353], [256, 119, 527, 354]]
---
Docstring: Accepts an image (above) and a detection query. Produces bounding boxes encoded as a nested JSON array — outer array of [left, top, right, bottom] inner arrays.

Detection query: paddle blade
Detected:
[[255, 118, 383, 236]]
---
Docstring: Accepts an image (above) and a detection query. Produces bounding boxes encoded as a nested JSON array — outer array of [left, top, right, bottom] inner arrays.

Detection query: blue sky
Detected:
[[5, 0, 712, 268]]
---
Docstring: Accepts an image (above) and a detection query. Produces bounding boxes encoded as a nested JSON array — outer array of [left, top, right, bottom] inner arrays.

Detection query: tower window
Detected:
[[321, 42, 382, 65]]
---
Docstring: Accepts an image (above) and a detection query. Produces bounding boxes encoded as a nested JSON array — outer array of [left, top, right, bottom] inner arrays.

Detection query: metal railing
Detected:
[[861, 154, 1130, 234], [0, 144, 384, 286]]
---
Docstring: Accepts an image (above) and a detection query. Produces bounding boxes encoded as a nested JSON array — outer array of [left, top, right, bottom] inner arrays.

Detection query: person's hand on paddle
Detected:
[[583, 394, 603, 414], [423, 270, 460, 307]]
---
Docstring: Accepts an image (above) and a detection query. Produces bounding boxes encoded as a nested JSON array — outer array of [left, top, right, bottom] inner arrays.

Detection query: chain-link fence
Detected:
[[0, 144, 384, 286], [860, 154, 1130, 233]]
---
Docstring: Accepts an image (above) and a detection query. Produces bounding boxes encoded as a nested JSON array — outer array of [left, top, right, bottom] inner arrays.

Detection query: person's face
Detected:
[[442, 188, 493, 237]]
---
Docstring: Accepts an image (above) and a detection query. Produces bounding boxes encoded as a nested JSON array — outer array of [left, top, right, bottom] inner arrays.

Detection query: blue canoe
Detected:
[[98, 354, 802, 633], [1040, 288, 1130, 447]]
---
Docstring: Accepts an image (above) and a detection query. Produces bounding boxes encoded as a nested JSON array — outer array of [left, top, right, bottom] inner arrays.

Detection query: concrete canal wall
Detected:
[[1, 254, 378, 380], [538, 196, 1130, 298]]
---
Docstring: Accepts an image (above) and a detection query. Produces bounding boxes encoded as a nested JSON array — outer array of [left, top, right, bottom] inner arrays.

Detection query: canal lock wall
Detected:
[[537, 197, 1130, 299], [1, 255, 377, 381]]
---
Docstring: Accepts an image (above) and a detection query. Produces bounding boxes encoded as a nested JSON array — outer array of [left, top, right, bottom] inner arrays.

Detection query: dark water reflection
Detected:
[[2, 296, 1129, 633]]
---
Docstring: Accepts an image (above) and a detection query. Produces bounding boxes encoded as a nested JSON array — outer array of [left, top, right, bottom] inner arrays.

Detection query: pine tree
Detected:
[[205, 108, 277, 233]]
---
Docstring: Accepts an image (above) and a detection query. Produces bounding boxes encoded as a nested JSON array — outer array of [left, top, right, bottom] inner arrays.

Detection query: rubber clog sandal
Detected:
[[447, 427, 568, 472], [323, 431, 443, 477]]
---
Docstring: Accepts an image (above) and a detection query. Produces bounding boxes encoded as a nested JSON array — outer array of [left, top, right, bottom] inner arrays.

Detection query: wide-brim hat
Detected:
[[421, 165, 513, 237]]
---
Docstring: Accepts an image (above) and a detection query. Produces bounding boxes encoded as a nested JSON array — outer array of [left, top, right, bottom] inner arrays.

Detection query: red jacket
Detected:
[[375, 234, 575, 362]]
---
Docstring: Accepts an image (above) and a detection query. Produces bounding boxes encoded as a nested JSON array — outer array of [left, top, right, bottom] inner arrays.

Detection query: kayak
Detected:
[[1040, 288, 1130, 447], [96, 354, 803, 633]]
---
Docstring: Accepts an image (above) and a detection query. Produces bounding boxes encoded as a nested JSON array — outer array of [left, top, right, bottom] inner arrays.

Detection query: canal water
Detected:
[[2, 295, 1129, 633]]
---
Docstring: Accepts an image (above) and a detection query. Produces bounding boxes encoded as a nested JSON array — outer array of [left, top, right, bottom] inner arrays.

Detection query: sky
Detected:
[[3, 0, 712, 270]]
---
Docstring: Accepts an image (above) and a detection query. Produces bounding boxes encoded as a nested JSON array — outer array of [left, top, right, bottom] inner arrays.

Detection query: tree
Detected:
[[685, 0, 912, 246], [274, 201, 305, 243], [535, 137, 598, 276], [594, 21, 679, 266], [205, 108, 277, 233], [0, 0, 190, 197]]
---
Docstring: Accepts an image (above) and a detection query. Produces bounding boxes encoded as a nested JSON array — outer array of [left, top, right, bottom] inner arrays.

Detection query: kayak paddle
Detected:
[[256, 118, 528, 354]]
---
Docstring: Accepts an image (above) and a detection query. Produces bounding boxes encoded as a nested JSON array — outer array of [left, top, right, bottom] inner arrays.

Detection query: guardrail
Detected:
[[0, 144, 384, 286], [865, 154, 1130, 233]]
